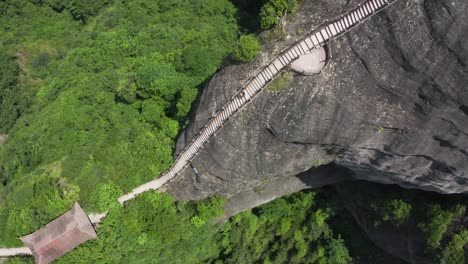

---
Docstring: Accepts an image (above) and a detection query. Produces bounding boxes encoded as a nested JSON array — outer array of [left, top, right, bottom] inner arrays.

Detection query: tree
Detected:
[[380, 199, 412, 226], [195, 195, 226, 222], [418, 205, 454, 249], [327, 237, 353, 264], [0, 54, 30, 133], [68, 0, 111, 22], [232, 34, 261, 63], [259, 0, 298, 29], [440, 230, 468, 264], [88, 181, 123, 212]]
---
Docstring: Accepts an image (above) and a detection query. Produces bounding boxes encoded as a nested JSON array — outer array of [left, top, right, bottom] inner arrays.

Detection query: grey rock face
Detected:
[[165, 0, 468, 200], [217, 164, 353, 222]]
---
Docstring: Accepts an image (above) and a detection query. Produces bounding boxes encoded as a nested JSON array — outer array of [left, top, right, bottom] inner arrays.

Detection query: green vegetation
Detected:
[[418, 205, 455, 249], [268, 71, 294, 91], [58, 193, 226, 263], [6, 191, 352, 264], [0, 0, 240, 246], [372, 199, 412, 226], [328, 181, 467, 263], [440, 230, 468, 264], [233, 34, 262, 63], [0, 2, 352, 263], [88, 181, 122, 212], [215, 192, 352, 264], [260, 0, 298, 29], [0, 162, 78, 246], [0, 54, 33, 133], [1, 1, 466, 264]]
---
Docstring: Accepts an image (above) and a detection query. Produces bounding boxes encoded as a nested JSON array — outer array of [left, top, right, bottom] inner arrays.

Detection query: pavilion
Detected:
[[20, 202, 97, 264]]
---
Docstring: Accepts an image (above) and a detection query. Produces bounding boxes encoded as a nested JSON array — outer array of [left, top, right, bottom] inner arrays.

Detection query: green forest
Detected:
[[0, 0, 466, 263]]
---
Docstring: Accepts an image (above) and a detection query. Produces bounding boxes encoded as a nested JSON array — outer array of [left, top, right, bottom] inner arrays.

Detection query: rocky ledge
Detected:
[[165, 0, 468, 201]]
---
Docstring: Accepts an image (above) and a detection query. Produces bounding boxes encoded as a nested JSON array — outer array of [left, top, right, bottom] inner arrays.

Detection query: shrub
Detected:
[[381, 199, 412, 226], [267, 71, 293, 91], [32, 52, 50, 69], [233, 34, 261, 63], [260, 0, 298, 29], [440, 230, 468, 264], [88, 181, 123, 212], [418, 205, 454, 249], [327, 237, 353, 264]]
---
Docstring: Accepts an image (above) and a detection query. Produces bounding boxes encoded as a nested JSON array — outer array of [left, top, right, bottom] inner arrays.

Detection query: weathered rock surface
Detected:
[[290, 47, 327, 75], [164, 0, 467, 262], [216, 163, 353, 222], [166, 0, 468, 200]]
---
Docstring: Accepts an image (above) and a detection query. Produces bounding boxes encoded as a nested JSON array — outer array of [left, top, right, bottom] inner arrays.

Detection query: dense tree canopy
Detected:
[[214, 192, 352, 264], [0, 0, 239, 246]]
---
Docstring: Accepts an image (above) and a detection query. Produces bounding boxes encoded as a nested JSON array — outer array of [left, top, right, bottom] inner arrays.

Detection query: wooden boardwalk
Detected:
[[117, 0, 400, 204]]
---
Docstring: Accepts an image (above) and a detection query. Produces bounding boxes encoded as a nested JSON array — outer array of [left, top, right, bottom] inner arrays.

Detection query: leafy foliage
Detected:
[[372, 199, 412, 226], [0, 0, 240, 247], [0, 54, 31, 133], [58, 192, 225, 263], [2, 189, 353, 263], [418, 205, 454, 249], [268, 71, 293, 91], [259, 0, 297, 29], [88, 181, 122, 212], [0, 162, 77, 246], [440, 230, 468, 264], [214, 192, 352, 264], [233, 34, 262, 63], [325, 181, 467, 263]]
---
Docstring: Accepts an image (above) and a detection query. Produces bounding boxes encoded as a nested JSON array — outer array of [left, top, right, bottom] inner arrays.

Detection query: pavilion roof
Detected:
[[20, 202, 97, 264]]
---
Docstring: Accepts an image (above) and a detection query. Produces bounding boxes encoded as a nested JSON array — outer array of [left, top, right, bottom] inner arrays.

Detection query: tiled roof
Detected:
[[20, 202, 97, 264]]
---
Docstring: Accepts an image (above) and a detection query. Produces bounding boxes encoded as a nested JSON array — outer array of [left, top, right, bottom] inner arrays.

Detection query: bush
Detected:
[[88, 181, 123, 212], [0, 54, 25, 132], [0, 0, 240, 230], [232, 34, 261, 63], [195, 195, 226, 222], [440, 230, 468, 264], [418, 205, 454, 249], [214, 192, 351, 264], [380, 199, 412, 226], [267, 71, 293, 91], [260, 0, 298, 29], [32, 52, 50, 69], [327, 237, 353, 264]]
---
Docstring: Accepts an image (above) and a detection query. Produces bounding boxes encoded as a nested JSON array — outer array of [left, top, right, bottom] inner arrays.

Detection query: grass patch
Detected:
[[267, 71, 294, 92]]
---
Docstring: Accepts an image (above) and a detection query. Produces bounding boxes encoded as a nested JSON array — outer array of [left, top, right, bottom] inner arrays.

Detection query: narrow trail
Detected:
[[0, 0, 401, 257], [0, 247, 32, 257]]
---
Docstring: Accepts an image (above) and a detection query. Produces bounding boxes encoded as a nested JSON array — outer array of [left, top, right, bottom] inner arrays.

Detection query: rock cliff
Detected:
[[163, 1, 468, 260], [166, 0, 468, 200]]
